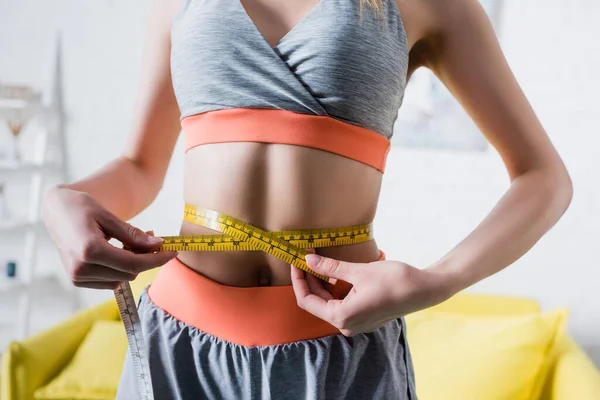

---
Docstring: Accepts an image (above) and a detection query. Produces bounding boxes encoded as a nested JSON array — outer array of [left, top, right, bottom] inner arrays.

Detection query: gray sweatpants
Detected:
[[116, 287, 417, 400]]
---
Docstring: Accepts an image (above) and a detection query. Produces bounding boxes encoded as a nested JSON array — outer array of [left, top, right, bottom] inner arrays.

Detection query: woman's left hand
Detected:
[[290, 254, 451, 336]]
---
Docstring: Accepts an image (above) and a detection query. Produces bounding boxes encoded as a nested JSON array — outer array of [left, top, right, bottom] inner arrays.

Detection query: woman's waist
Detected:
[[175, 217, 382, 287], [146, 250, 387, 346], [146, 256, 342, 346]]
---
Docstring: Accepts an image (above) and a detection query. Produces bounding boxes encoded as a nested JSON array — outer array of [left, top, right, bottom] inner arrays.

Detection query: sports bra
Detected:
[[171, 0, 409, 173]]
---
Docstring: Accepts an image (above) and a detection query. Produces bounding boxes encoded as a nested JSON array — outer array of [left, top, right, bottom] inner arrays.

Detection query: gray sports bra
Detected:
[[171, 0, 409, 173]]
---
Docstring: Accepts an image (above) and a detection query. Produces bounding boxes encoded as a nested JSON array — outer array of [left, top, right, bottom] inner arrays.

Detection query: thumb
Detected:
[[98, 210, 163, 250], [305, 254, 361, 284]]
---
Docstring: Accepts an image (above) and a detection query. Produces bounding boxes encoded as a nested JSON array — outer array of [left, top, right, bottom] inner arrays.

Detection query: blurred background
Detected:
[[0, 0, 598, 380]]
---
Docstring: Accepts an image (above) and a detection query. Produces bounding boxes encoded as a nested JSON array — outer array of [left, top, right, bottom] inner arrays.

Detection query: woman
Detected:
[[42, 0, 573, 398]]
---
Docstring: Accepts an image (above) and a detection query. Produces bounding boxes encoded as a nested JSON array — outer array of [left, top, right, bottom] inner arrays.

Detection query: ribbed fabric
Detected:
[[171, 0, 409, 140]]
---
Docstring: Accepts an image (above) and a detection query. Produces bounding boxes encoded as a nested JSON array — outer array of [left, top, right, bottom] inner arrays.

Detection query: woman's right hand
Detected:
[[42, 186, 178, 290]]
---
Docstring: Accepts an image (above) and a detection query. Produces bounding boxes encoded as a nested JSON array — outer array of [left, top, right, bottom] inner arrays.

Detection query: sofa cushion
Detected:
[[34, 320, 128, 400], [405, 307, 567, 400], [428, 292, 541, 315], [539, 330, 600, 399], [1, 301, 119, 400]]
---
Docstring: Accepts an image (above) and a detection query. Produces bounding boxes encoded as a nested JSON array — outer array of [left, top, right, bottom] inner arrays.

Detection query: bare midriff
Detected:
[[177, 142, 384, 287]]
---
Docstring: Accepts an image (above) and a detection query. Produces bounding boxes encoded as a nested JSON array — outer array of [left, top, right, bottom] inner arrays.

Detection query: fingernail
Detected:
[[305, 254, 322, 269], [147, 236, 163, 245]]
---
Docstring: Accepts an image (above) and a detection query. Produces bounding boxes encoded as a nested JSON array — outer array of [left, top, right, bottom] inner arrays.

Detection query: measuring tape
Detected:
[[114, 281, 154, 400], [114, 204, 374, 399]]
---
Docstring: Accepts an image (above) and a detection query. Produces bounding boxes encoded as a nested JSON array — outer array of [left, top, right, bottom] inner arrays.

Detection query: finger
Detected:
[[298, 294, 344, 324], [305, 272, 333, 301], [106, 246, 177, 274], [305, 254, 361, 284], [291, 265, 342, 322], [86, 241, 177, 274], [292, 249, 332, 299], [290, 264, 311, 298], [73, 280, 122, 290], [71, 263, 138, 282], [291, 249, 332, 300], [96, 210, 163, 251]]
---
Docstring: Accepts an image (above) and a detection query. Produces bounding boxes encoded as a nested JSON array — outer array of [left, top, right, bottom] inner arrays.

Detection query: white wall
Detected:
[[1, 0, 598, 364]]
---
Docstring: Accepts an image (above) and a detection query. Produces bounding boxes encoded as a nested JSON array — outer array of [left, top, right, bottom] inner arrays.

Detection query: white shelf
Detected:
[[0, 161, 62, 175], [0, 37, 74, 340]]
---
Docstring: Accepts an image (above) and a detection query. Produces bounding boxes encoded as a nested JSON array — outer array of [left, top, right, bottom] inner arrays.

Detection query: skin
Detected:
[[43, 0, 572, 336]]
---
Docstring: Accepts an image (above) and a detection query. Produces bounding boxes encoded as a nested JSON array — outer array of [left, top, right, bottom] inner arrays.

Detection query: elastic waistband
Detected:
[[182, 108, 391, 174], [147, 250, 386, 347]]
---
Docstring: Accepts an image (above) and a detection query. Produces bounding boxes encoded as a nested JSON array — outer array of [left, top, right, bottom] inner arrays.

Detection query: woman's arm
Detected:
[[42, 0, 183, 289], [291, 0, 572, 335], [59, 0, 183, 221], [421, 0, 572, 296]]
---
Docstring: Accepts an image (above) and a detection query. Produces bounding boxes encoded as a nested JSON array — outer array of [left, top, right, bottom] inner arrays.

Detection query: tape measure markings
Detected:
[[181, 205, 373, 282], [114, 281, 154, 400]]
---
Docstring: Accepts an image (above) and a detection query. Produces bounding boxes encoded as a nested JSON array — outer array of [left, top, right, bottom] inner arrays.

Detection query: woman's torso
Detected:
[[180, 143, 384, 286], [171, 0, 413, 287]]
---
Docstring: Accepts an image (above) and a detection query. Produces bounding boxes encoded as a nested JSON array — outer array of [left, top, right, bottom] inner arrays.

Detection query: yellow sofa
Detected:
[[2, 269, 600, 400]]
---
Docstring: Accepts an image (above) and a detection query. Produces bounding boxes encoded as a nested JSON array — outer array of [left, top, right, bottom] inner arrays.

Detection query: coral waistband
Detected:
[[182, 108, 391, 173], [147, 250, 386, 347]]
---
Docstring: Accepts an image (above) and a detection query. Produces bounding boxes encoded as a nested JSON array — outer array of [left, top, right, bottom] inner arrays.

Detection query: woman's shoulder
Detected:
[[395, 0, 496, 68]]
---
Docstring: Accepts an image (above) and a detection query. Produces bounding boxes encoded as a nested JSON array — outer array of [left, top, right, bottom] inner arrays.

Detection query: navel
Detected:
[[258, 267, 272, 286]]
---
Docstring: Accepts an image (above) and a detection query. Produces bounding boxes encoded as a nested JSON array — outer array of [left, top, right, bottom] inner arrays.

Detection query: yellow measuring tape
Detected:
[[144, 204, 374, 282]]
